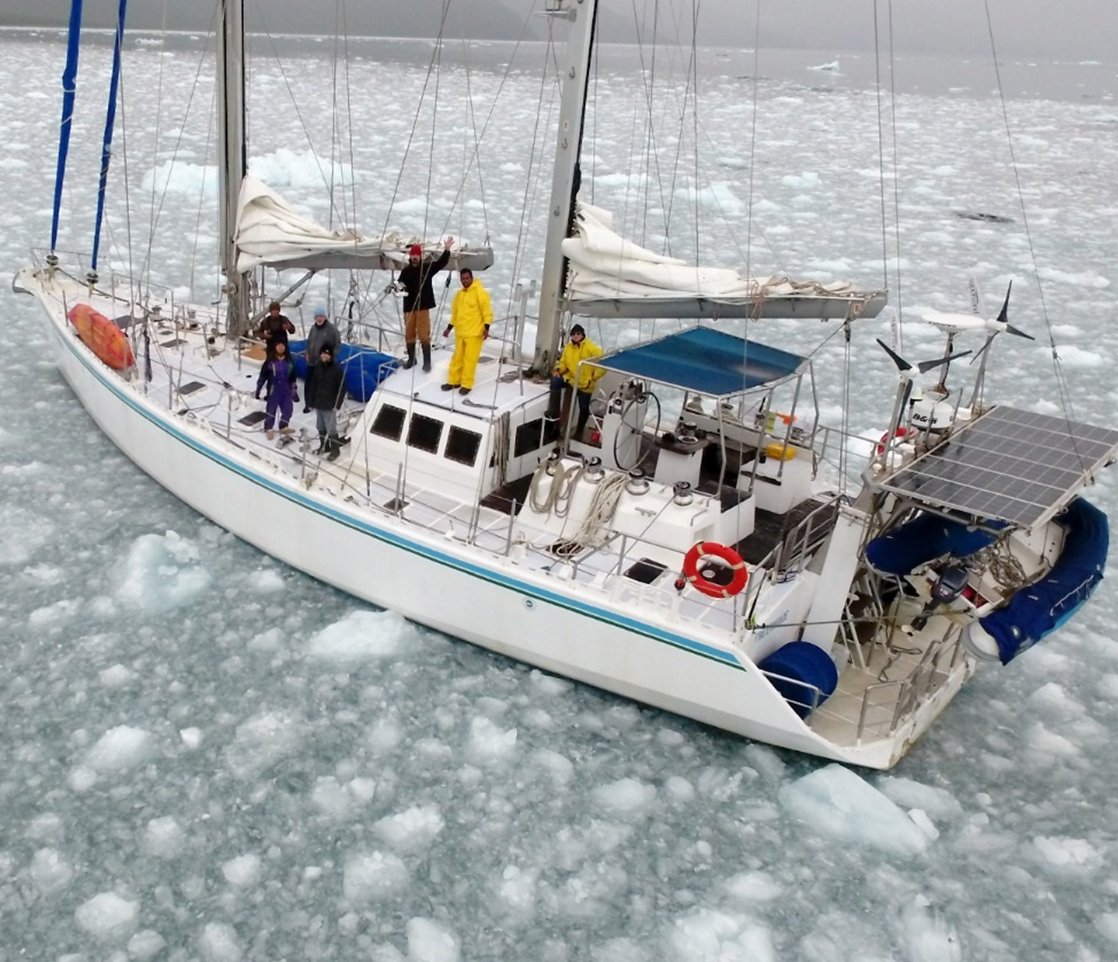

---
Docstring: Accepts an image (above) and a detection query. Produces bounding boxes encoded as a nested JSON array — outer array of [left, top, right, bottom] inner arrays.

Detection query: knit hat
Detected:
[[313, 306, 327, 318], [570, 324, 586, 337], [409, 244, 422, 257], [319, 343, 334, 357]]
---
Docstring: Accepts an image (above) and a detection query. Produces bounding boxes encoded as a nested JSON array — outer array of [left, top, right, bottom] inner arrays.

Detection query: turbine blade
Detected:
[[876, 338, 913, 372], [995, 279, 1012, 325], [1005, 322, 1035, 341], [916, 349, 972, 374]]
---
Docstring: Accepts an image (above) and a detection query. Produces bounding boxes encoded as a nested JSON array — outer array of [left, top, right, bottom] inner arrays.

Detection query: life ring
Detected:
[[875, 426, 909, 455], [682, 541, 748, 599]]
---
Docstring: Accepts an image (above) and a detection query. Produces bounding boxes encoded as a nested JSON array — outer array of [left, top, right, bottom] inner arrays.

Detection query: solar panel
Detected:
[[875, 406, 1118, 527]]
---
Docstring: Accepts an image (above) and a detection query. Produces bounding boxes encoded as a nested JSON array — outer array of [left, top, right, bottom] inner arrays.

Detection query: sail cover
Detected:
[[234, 176, 493, 273], [562, 203, 885, 320]]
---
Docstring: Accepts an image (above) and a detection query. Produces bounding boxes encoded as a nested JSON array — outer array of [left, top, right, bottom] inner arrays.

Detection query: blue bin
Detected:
[[288, 340, 397, 402], [758, 642, 839, 718]]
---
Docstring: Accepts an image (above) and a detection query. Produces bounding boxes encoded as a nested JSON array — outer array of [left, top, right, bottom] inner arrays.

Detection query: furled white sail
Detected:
[[234, 175, 492, 273], [562, 203, 885, 320]]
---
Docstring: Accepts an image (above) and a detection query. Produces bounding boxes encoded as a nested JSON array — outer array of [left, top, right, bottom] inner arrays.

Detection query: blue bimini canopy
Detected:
[[591, 326, 807, 398]]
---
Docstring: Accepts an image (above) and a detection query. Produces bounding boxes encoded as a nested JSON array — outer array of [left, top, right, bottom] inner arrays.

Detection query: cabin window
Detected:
[[514, 418, 544, 457], [407, 413, 443, 454], [371, 404, 406, 441], [445, 426, 482, 466]]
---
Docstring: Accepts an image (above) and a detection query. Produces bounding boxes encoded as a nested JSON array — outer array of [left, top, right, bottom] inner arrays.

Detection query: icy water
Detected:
[[3, 18, 1118, 962]]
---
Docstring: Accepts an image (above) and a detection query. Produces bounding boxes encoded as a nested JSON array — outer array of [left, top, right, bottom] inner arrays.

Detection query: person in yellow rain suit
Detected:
[[441, 269, 493, 396], [548, 324, 604, 440]]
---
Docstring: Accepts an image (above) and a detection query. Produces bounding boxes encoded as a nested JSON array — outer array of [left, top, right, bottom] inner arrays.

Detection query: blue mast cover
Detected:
[[92, 0, 128, 271], [50, 0, 85, 252]]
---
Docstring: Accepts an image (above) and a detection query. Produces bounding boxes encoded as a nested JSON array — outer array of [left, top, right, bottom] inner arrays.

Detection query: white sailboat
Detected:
[[14, 0, 1117, 770]]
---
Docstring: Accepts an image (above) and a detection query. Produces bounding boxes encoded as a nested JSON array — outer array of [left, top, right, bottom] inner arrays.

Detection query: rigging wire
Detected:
[[981, 0, 1076, 423]]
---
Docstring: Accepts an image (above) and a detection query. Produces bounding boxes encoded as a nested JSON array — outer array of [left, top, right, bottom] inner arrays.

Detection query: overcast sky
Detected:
[[2, 1, 1114, 59]]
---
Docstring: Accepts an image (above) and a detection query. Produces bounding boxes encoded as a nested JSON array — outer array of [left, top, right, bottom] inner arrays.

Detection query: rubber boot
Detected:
[[402, 342, 416, 370], [421, 342, 432, 372], [326, 435, 342, 461], [316, 436, 327, 455]]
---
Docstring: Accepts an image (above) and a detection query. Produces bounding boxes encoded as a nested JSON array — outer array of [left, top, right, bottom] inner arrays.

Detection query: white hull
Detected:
[[20, 265, 967, 770]]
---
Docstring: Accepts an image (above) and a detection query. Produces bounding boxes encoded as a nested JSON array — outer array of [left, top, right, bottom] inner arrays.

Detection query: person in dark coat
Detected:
[[254, 339, 299, 440], [398, 236, 453, 372], [303, 305, 341, 411], [305, 343, 347, 460], [256, 300, 295, 350]]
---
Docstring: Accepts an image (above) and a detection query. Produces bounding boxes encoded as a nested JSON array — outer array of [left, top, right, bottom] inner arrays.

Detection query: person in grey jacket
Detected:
[[303, 306, 340, 411]]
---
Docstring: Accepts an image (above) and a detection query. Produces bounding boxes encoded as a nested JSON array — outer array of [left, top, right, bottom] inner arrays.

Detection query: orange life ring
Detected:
[[682, 541, 748, 599], [875, 426, 908, 455], [67, 303, 134, 371]]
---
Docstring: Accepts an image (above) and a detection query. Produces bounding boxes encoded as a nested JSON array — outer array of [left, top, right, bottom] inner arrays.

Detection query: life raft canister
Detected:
[[682, 541, 748, 599]]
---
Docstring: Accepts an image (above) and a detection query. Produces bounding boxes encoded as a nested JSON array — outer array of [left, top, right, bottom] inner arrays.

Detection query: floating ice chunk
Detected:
[[781, 171, 819, 189], [199, 921, 243, 961], [907, 809, 940, 840], [0, 505, 53, 565], [532, 748, 574, 784], [250, 147, 355, 188], [778, 764, 929, 856], [900, 897, 961, 962], [85, 725, 153, 773], [224, 711, 303, 779], [68, 766, 98, 792], [30, 847, 74, 895], [27, 812, 64, 842], [143, 816, 185, 858], [591, 777, 656, 814], [877, 776, 963, 820], [1097, 913, 1118, 944], [722, 871, 782, 903], [1024, 721, 1080, 763], [1031, 836, 1102, 875], [141, 160, 217, 198], [1037, 266, 1110, 289], [117, 530, 211, 611], [75, 891, 140, 942], [222, 853, 262, 889], [808, 60, 839, 71], [306, 610, 410, 662], [247, 627, 284, 652], [343, 851, 409, 904], [529, 670, 572, 696], [664, 776, 695, 803], [372, 805, 445, 853], [467, 716, 518, 763], [180, 727, 203, 750], [407, 916, 461, 962], [29, 598, 80, 626], [496, 865, 538, 915], [667, 907, 776, 962], [589, 938, 650, 962], [98, 664, 134, 688], [246, 567, 285, 593], [128, 930, 167, 961]]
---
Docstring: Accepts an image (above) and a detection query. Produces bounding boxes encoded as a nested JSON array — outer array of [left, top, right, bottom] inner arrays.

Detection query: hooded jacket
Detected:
[[448, 278, 494, 338]]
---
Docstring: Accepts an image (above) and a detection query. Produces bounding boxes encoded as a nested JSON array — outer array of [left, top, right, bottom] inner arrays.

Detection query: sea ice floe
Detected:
[[1030, 835, 1103, 875], [372, 804, 445, 853], [306, 609, 409, 662], [667, 907, 775, 962], [143, 816, 185, 858], [85, 725, 153, 773], [778, 764, 930, 856], [407, 917, 461, 962], [221, 853, 262, 889], [466, 716, 518, 763], [198, 921, 243, 962], [75, 890, 140, 942], [591, 777, 657, 814], [117, 530, 211, 611], [30, 847, 74, 895], [343, 850, 409, 905], [224, 711, 304, 779]]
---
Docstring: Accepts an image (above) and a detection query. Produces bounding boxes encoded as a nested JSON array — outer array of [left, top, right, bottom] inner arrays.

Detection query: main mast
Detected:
[[532, 0, 599, 373], [217, 0, 250, 336]]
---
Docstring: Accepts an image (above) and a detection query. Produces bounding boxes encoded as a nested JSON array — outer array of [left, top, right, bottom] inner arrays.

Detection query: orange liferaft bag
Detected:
[[67, 303, 135, 371]]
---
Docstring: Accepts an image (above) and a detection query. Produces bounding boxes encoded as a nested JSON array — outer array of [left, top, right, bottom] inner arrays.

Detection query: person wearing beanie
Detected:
[[441, 268, 493, 396], [303, 305, 340, 410], [397, 235, 453, 372], [255, 299, 295, 350], [548, 323, 604, 441], [305, 342, 347, 460]]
